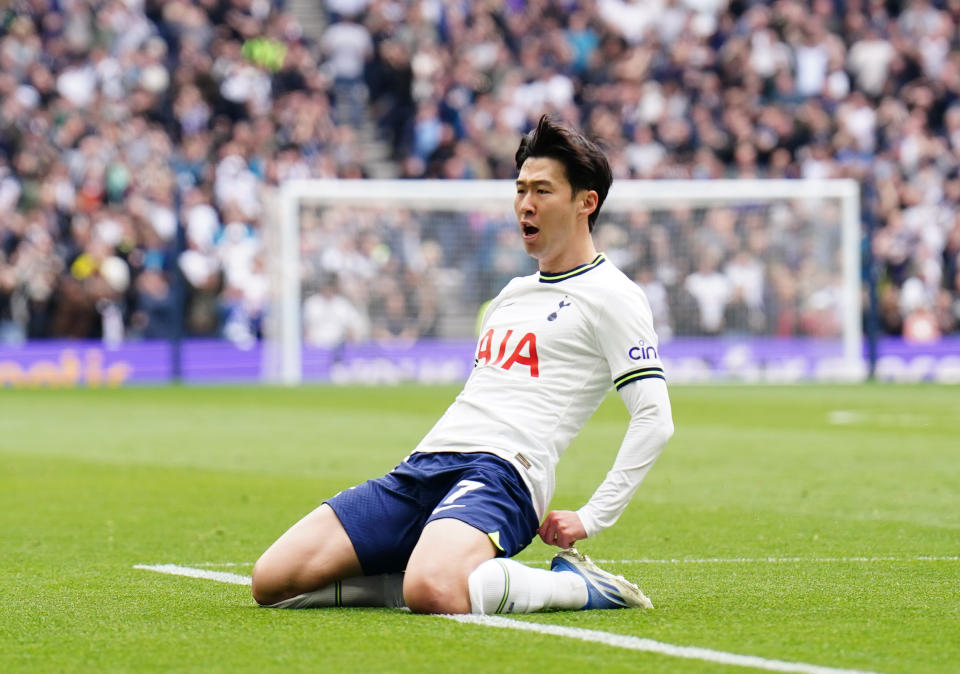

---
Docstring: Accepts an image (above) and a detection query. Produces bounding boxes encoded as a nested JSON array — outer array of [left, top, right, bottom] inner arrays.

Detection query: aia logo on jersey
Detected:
[[628, 340, 659, 361], [475, 329, 539, 377]]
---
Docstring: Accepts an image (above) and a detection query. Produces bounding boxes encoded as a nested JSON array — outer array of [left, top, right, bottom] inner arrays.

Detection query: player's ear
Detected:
[[580, 190, 598, 217]]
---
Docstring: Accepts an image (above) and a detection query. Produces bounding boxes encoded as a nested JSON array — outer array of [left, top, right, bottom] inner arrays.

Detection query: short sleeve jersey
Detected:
[[412, 253, 665, 519]]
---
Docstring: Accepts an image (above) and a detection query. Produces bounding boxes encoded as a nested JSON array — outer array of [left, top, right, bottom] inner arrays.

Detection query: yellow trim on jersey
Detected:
[[614, 366, 665, 390], [538, 254, 606, 283]]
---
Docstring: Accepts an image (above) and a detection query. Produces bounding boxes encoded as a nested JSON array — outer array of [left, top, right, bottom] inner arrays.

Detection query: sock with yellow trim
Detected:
[[467, 558, 587, 614]]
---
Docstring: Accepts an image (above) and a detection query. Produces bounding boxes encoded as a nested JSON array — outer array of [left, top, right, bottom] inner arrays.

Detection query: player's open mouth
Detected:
[[522, 224, 540, 239]]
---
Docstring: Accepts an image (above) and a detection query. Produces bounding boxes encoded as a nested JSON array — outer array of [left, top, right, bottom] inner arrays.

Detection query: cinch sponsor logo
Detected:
[[628, 341, 659, 361], [475, 328, 539, 377], [0, 349, 132, 388]]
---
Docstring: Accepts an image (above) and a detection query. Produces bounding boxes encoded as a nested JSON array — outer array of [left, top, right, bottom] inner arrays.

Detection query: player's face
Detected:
[[514, 157, 595, 272]]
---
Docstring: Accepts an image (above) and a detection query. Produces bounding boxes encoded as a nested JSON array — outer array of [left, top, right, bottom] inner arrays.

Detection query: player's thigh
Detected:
[[251, 503, 362, 605], [403, 517, 497, 613]]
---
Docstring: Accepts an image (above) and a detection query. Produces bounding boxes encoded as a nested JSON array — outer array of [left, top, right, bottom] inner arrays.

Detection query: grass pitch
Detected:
[[1, 383, 958, 673]]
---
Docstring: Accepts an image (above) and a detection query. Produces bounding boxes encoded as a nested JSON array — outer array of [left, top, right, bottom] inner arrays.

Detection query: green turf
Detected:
[[1, 384, 958, 673]]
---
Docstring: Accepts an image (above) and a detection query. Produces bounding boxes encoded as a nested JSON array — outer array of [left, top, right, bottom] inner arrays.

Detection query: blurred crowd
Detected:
[[2, 0, 960, 348]]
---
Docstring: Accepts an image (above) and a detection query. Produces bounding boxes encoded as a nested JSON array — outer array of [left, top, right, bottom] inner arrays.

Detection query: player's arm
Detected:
[[538, 378, 673, 546], [541, 281, 674, 545], [575, 377, 673, 537]]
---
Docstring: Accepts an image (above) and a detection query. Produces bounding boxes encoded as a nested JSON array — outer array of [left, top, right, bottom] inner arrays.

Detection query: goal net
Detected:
[[264, 179, 861, 384]]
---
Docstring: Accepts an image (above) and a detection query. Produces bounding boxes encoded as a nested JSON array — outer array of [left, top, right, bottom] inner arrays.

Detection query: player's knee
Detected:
[[250, 556, 287, 606], [403, 566, 468, 614], [250, 560, 274, 606]]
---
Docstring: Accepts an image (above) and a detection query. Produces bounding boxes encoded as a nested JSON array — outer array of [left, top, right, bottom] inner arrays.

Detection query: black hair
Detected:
[[515, 115, 613, 231]]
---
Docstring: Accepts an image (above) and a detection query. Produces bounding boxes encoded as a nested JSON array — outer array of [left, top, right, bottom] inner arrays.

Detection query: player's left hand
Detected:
[[538, 510, 586, 548]]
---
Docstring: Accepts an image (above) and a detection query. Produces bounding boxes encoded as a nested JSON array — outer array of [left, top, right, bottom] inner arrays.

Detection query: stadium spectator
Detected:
[[130, 267, 175, 339], [370, 282, 418, 344], [320, 9, 372, 125], [684, 250, 732, 335], [302, 273, 369, 348]]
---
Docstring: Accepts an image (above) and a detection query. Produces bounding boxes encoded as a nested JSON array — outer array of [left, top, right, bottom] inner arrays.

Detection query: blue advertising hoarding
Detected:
[[1, 337, 958, 387]]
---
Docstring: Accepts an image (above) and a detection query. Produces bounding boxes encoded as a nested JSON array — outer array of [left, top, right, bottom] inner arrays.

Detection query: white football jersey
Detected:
[[413, 253, 667, 521]]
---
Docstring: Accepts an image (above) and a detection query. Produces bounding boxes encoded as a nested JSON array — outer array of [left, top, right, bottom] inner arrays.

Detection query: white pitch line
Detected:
[[135, 564, 881, 674], [134, 564, 251, 585], [444, 614, 879, 674]]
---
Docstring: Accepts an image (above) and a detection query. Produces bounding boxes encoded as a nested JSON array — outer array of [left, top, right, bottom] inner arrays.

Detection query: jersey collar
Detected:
[[538, 253, 606, 284]]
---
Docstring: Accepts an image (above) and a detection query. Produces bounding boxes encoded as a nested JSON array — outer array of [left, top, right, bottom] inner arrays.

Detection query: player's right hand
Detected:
[[537, 510, 586, 548]]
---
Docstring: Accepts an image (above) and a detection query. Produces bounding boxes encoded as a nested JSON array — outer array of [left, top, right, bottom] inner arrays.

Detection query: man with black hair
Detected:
[[252, 115, 674, 614]]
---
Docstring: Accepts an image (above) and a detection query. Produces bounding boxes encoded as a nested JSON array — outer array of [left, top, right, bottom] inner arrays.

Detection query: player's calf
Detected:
[[467, 557, 586, 613], [263, 574, 405, 608]]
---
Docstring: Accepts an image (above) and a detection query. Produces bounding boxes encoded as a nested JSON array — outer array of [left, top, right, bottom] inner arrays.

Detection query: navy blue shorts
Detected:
[[325, 452, 539, 575]]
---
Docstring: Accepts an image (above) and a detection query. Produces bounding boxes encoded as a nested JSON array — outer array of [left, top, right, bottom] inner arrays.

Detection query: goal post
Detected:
[[267, 178, 862, 385]]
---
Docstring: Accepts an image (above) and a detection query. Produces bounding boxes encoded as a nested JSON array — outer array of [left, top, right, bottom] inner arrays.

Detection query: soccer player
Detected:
[[251, 115, 674, 614]]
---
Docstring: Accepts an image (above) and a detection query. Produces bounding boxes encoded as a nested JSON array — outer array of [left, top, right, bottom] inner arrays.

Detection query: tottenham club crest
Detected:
[[548, 297, 571, 321]]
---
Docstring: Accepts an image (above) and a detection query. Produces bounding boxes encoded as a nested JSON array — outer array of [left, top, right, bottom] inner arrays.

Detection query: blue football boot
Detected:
[[551, 548, 653, 609]]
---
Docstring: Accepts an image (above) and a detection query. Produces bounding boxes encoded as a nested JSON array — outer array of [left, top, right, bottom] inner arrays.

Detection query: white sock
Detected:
[[267, 573, 405, 608], [467, 558, 588, 614]]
